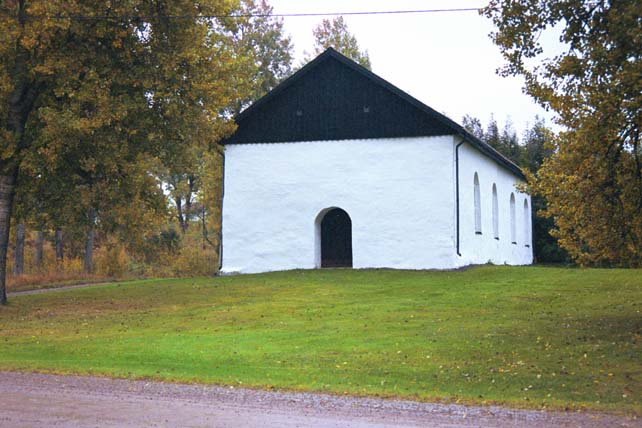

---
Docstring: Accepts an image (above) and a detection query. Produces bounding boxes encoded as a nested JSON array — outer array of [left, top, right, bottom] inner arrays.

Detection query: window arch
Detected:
[[474, 173, 482, 234], [492, 184, 499, 239], [524, 199, 531, 247], [510, 193, 516, 244]]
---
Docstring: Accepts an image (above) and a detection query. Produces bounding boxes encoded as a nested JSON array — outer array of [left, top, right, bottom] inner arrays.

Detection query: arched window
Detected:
[[474, 173, 482, 234], [524, 199, 531, 247], [492, 184, 499, 239], [510, 193, 516, 244]]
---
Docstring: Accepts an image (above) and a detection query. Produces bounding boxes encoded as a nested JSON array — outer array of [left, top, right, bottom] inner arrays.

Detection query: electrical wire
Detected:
[[166, 8, 483, 18], [18, 8, 482, 21]]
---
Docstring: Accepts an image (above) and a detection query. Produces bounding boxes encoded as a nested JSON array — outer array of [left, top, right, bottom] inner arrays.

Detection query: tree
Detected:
[[231, 0, 293, 112], [485, 115, 501, 154], [484, 1, 642, 266], [522, 116, 551, 174], [0, 0, 250, 303], [500, 119, 521, 164], [198, 147, 225, 259], [309, 17, 371, 69], [462, 115, 484, 141], [159, 0, 293, 237], [521, 117, 569, 263], [463, 114, 520, 164], [157, 147, 202, 234]]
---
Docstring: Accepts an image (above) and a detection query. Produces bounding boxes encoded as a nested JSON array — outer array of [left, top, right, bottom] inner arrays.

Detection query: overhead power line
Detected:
[[221, 8, 483, 18], [22, 8, 482, 21]]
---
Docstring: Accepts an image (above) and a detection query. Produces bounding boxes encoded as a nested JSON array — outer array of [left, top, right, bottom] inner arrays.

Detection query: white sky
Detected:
[[269, 0, 562, 137]]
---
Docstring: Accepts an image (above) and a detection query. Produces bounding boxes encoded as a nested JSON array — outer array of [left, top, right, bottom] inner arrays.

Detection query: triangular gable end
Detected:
[[224, 48, 524, 179]]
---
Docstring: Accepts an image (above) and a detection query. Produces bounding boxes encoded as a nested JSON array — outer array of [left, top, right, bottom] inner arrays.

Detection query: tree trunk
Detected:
[[201, 205, 215, 250], [34, 230, 44, 269], [55, 228, 64, 264], [0, 171, 18, 304], [83, 208, 95, 274], [1, 0, 42, 303], [13, 222, 25, 275], [176, 196, 187, 233]]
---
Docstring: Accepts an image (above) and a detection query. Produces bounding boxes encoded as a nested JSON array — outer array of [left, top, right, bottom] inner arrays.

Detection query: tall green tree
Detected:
[[309, 16, 371, 69], [485, 115, 501, 154], [500, 119, 521, 163], [484, 0, 642, 266], [231, 0, 293, 112], [162, 0, 293, 237], [0, 0, 249, 304], [522, 117, 552, 174], [462, 115, 484, 141], [463, 114, 520, 164], [521, 117, 569, 263]]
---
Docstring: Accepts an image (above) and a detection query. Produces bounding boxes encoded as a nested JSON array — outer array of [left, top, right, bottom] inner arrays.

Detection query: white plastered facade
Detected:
[[221, 136, 532, 274], [456, 140, 533, 267]]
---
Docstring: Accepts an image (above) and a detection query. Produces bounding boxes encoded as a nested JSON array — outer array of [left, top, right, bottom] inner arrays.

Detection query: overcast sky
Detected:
[[268, 0, 562, 137]]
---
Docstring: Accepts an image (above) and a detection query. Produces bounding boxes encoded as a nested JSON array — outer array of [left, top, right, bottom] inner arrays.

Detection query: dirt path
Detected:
[[0, 372, 638, 428], [8, 281, 118, 297]]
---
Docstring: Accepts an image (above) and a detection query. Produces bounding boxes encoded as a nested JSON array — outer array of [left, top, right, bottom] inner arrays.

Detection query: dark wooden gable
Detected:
[[225, 49, 453, 144], [224, 48, 525, 179]]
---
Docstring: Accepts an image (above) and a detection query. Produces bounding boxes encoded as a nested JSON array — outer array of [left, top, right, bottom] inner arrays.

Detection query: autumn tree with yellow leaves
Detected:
[[484, 0, 642, 266], [0, 0, 257, 303], [160, 0, 293, 238]]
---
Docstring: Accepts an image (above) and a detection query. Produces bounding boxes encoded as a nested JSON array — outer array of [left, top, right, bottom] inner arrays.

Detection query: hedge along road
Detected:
[[1, 372, 639, 428]]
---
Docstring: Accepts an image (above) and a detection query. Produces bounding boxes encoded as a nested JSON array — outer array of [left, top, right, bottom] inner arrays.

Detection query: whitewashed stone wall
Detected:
[[221, 136, 532, 274], [222, 137, 457, 273], [456, 140, 533, 266]]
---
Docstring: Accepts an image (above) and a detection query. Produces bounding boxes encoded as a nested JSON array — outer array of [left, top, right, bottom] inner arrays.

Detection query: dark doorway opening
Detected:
[[320, 208, 353, 268]]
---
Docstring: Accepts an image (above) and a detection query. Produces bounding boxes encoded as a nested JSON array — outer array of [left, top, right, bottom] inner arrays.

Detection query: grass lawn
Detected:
[[0, 266, 640, 414]]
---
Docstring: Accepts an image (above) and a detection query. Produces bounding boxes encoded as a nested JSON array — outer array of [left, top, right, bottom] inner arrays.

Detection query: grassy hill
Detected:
[[1, 266, 640, 414]]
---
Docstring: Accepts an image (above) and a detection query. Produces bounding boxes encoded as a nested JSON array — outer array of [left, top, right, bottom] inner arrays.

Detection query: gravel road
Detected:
[[0, 372, 639, 428]]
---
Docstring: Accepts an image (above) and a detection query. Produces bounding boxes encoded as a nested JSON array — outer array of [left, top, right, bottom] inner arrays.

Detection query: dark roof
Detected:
[[224, 48, 525, 179]]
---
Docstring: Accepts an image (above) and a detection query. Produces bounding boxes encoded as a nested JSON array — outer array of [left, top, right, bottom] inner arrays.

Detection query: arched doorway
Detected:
[[319, 208, 352, 268]]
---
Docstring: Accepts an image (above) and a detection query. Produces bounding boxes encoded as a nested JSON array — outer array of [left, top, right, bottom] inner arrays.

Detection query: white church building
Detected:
[[220, 48, 533, 274]]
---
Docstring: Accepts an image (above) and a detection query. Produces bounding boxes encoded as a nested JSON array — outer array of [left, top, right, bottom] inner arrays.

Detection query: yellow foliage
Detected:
[[6, 226, 220, 292], [530, 130, 642, 267], [94, 241, 130, 278], [485, 0, 642, 266]]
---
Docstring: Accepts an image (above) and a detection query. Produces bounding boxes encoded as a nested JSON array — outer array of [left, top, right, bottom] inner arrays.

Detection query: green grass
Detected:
[[1, 266, 640, 414]]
